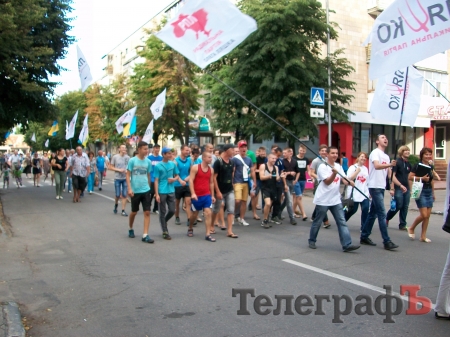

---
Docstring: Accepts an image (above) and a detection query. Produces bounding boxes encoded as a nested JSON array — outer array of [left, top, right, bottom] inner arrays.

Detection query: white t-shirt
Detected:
[[368, 148, 390, 189], [314, 162, 345, 206], [346, 164, 369, 202]]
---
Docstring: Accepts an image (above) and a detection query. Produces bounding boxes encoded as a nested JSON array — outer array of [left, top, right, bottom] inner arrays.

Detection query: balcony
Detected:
[[367, 0, 394, 17]]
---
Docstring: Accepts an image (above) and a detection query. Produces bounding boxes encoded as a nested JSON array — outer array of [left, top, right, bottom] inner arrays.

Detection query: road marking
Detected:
[[282, 259, 435, 309], [92, 191, 116, 202]]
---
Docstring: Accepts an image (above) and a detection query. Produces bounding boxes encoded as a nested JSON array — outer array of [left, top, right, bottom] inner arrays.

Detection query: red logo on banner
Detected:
[[399, 0, 430, 33], [172, 9, 211, 39]]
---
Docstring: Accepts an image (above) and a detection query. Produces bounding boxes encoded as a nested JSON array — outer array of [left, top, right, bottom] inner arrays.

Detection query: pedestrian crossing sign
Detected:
[[310, 87, 325, 106]]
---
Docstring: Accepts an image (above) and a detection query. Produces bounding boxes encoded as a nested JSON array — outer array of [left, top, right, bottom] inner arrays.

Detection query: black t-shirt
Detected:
[[213, 157, 235, 194], [282, 158, 299, 181], [255, 156, 267, 181], [295, 156, 310, 181], [411, 163, 433, 189], [393, 157, 411, 189], [53, 156, 67, 171]]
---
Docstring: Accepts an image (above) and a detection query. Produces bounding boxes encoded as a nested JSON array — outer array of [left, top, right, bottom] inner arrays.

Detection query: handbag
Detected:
[[410, 177, 423, 200], [94, 174, 99, 186], [443, 206, 450, 234], [341, 185, 355, 213]]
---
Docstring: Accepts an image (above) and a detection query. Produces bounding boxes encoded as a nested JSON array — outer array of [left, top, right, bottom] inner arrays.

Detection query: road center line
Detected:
[[91, 192, 116, 202], [282, 259, 435, 309]]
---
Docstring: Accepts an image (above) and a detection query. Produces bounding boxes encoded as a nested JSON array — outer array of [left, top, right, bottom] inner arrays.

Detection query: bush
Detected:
[[409, 154, 419, 166]]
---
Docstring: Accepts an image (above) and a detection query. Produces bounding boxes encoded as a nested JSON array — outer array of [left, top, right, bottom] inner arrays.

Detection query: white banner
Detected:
[[79, 114, 89, 146], [150, 89, 166, 120], [370, 67, 424, 127], [66, 110, 78, 140], [156, 0, 257, 69], [44, 139, 49, 148], [142, 120, 154, 144], [31, 133, 36, 142], [77, 45, 93, 92], [115, 106, 136, 134], [365, 0, 450, 80]]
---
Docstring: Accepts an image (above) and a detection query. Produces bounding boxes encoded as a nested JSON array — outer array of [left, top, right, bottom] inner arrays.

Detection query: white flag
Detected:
[[150, 89, 166, 120], [156, 0, 257, 69], [365, 0, 450, 80], [79, 114, 89, 146], [66, 110, 78, 140], [370, 67, 424, 127], [45, 139, 49, 147], [142, 120, 154, 144], [77, 45, 93, 92], [115, 106, 136, 134], [31, 133, 36, 142]]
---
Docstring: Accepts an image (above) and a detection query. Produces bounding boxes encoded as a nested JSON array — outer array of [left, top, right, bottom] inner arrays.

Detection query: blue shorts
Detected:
[[294, 181, 306, 196], [191, 195, 212, 211], [114, 179, 127, 198]]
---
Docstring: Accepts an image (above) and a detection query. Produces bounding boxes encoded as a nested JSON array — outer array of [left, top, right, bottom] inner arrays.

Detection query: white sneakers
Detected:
[[237, 217, 250, 226], [59, 196, 63, 199], [56, 196, 63, 200], [56, 196, 59, 199]]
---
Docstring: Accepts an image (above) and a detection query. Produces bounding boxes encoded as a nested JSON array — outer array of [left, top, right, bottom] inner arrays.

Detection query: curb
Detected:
[[1, 302, 25, 337]]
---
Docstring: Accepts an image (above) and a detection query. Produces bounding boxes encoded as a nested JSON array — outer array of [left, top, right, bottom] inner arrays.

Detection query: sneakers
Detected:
[[262, 219, 270, 229], [56, 196, 60, 200], [343, 245, 361, 252], [237, 217, 249, 226], [63, 189, 65, 192], [121, 210, 128, 217], [99, 187, 102, 191], [114, 204, 118, 214], [323, 222, 331, 229], [68, 190, 72, 193], [384, 241, 399, 250], [153, 210, 159, 214], [290, 219, 297, 226], [309, 242, 317, 249], [142, 235, 154, 243], [270, 216, 281, 225], [129, 229, 135, 238], [398, 226, 407, 231], [59, 196, 63, 200], [89, 191, 92, 194], [175, 217, 181, 225], [162, 232, 172, 240], [360, 238, 377, 246]]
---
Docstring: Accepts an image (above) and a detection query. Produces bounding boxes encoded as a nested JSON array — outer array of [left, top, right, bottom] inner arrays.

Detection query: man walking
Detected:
[[279, 148, 299, 225], [154, 147, 180, 240], [308, 146, 360, 252], [386, 145, 411, 231], [96, 150, 109, 191], [360, 134, 399, 250], [148, 144, 162, 214], [110, 144, 130, 216], [70, 146, 90, 203], [294, 145, 310, 220], [126, 141, 154, 243], [174, 145, 192, 226], [310, 145, 330, 228], [188, 152, 216, 242]]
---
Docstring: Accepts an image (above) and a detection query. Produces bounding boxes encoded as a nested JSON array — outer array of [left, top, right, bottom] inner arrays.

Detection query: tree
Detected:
[[131, 32, 201, 145], [204, 0, 356, 144], [0, 0, 74, 138]]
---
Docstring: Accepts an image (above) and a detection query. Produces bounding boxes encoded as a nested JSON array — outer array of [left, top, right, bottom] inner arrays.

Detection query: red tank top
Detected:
[[194, 164, 211, 196]]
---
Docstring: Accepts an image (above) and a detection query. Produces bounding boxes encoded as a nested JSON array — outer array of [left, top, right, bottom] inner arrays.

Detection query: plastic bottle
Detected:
[[390, 197, 396, 211]]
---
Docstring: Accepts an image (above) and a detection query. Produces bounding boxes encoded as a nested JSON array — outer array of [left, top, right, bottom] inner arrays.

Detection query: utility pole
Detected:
[[326, 0, 332, 146]]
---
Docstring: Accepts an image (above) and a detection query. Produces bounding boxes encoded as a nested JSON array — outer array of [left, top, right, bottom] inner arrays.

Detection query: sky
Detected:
[[52, 0, 175, 96]]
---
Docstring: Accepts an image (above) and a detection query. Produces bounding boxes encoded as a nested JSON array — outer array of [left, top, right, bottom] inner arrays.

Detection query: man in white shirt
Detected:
[[8, 150, 21, 167], [360, 134, 399, 250], [308, 146, 360, 252]]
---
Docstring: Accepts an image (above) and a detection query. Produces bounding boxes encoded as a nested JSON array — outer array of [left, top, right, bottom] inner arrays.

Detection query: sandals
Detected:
[[294, 214, 301, 218], [302, 217, 308, 221], [187, 229, 193, 237], [205, 235, 216, 242], [419, 238, 431, 243], [407, 229, 415, 240], [210, 230, 216, 234], [197, 218, 203, 222], [227, 233, 238, 238], [220, 226, 226, 231], [253, 216, 261, 220]]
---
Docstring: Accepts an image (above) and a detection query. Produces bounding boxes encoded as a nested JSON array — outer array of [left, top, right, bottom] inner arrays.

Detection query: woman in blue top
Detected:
[[340, 152, 349, 174]]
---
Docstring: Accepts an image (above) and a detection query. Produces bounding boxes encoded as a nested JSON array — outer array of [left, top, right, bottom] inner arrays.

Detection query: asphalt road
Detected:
[[0, 174, 449, 337]]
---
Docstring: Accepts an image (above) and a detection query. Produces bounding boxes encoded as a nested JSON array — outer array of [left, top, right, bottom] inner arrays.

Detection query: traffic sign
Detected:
[[310, 87, 325, 106], [310, 108, 324, 118]]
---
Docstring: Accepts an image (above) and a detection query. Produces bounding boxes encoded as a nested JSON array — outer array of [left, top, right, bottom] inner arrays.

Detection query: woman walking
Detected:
[[42, 151, 50, 181], [23, 153, 32, 179], [32, 152, 42, 187], [51, 148, 68, 199], [408, 147, 435, 243], [87, 152, 97, 194], [344, 152, 370, 231], [49, 152, 56, 185]]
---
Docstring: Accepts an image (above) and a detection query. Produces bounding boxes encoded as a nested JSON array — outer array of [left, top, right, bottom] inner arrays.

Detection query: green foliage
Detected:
[[408, 154, 419, 167], [204, 0, 356, 144], [0, 0, 74, 136]]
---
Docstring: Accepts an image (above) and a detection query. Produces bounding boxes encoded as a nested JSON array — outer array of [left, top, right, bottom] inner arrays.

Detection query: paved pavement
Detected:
[[0, 173, 449, 336]]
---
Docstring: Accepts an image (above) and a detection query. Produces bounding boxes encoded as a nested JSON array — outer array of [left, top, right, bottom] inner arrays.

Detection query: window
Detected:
[[352, 124, 361, 157], [418, 70, 448, 97], [274, 134, 286, 143]]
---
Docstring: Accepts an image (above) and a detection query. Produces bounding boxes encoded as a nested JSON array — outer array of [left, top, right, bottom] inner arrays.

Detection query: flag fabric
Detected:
[[123, 116, 137, 137], [66, 110, 78, 140], [370, 66, 424, 127], [150, 89, 166, 120], [77, 45, 93, 92], [45, 139, 49, 147], [78, 114, 89, 147], [4, 131, 10, 139], [364, 0, 450, 80], [31, 133, 36, 142], [156, 0, 257, 69], [142, 120, 154, 144], [115, 106, 136, 134], [48, 121, 59, 136]]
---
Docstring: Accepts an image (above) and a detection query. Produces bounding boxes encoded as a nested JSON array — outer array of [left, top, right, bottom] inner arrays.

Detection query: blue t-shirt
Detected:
[[148, 154, 163, 183], [274, 157, 285, 185], [174, 156, 192, 187], [96, 156, 106, 171], [232, 155, 253, 184], [127, 157, 152, 194], [193, 157, 202, 165], [154, 161, 179, 194]]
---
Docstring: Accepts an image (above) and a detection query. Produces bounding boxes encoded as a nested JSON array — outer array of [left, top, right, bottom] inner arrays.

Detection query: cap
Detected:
[[238, 140, 247, 148], [223, 144, 234, 151], [162, 147, 172, 154]]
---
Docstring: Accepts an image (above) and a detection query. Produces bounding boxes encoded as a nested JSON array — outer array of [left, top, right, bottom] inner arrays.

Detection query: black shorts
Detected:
[[175, 185, 191, 200], [131, 191, 151, 213], [32, 167, 41, 175], [261, 188, 277, 201], [72, 175, 87, 191]]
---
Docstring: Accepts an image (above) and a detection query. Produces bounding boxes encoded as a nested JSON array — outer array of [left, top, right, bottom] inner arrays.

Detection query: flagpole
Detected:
[[395, 66, 410, 154], [424, 79, 450, 104], [205, 70, 370, 200]]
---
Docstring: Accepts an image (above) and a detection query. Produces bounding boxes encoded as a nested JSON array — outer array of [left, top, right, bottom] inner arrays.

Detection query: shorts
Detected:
[[72, 175, 87, 191], [114, 179, 127, 198], [32, 167, 41, 175], [415, 188, 433, 209], [131, 191, 151, 212], [175, 185, 191, 200], [255, 180, 262, 195], [261, 188, 277, 201], [294, 181, 306, 196], [213, 190, 235, 214], [191, 195, 212, 211], [3, 177, 9, 183], [234, 183, 249, 202]]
